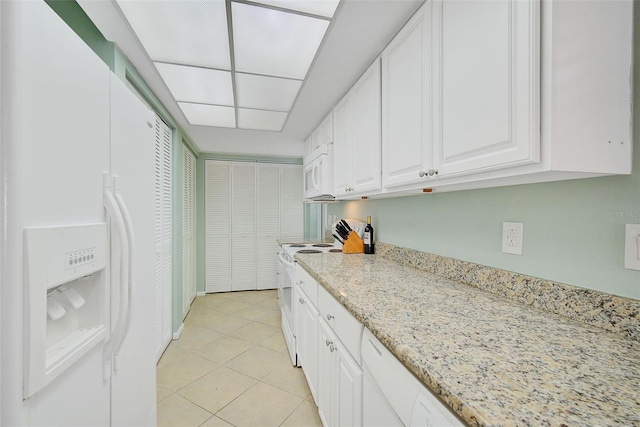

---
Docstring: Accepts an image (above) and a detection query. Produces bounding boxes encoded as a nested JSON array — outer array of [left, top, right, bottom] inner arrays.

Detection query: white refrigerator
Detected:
[[1, 1, 157, 425]]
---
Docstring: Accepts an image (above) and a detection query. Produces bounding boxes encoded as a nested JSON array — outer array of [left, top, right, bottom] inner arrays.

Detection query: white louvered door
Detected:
[[281, 165, 304, 241], [182, 145, 196, 318], [205, 161, 231, 293], [231, 163, 257, 291], [205, 161, 302, 292], [154, 115, 172, 361], [257, 164, 280, 290]]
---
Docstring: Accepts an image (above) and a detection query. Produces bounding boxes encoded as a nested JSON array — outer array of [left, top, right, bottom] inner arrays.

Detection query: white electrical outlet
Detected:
[[624, 224, 640, 271], [502, 222, 524, 255]]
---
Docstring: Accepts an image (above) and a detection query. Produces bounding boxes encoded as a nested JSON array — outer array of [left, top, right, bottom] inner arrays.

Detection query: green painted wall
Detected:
[[45, 0, 115, 67], [328, 8, 640, 301]]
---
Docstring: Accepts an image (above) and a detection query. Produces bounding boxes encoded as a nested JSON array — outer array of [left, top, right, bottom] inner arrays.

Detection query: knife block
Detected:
[[342, 231, 364, 254]]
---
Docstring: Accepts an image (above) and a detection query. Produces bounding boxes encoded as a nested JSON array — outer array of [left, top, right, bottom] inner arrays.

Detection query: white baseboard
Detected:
[[172, 323, 184, 340], [196, 291, 206, 297]]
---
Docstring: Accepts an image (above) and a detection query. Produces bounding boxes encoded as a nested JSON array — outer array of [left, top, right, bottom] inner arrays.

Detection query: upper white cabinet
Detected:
[[305, 113, 334, 158], [381, 3, 434, 189], [433, 0, 539, 177], [333, 59, 382, 198], [379, 0, 632, 194], [382, 0, 539, 189]]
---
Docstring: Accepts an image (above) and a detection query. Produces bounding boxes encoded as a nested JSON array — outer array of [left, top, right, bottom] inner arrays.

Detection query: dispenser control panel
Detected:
[[66, 247, 96, 269]]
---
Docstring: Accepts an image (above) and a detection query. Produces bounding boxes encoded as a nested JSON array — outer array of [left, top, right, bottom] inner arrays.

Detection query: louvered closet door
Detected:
[[205, 161, 231, 293], [154, 115, 172, 361], [257, 164, 280, 290], [182, 145, 196, 318], [231, 162, 256, 291], [280, 165, 304, 241]]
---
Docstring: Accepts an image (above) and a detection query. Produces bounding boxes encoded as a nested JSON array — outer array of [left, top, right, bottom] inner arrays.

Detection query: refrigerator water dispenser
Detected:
[[24, 224, 108, 398]]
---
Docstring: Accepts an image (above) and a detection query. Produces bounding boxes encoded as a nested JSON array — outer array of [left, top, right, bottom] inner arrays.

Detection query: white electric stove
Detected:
[[278, 243, 340, 365]]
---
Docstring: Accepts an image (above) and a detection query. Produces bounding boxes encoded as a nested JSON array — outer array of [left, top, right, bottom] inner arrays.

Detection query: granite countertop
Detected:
[[295, 252, 640, 427]]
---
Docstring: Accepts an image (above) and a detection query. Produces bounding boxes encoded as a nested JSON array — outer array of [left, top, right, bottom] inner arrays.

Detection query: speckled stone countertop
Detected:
[[294, 251, 640, 427]]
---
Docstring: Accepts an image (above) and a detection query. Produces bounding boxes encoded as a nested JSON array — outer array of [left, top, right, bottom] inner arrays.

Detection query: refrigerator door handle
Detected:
[[112, 175, 135, 371], [102, 173, 129, 379]]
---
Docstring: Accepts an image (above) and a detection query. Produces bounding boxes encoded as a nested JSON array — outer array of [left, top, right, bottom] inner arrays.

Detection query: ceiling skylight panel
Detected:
[[117, 0, 230, 69], [236, 73, 302, 111], [155, 63, 234, 106], [232, 2, 330, 79], [179, 103, 236, 128], [238, 108, 288, 131], [248, 0, 340, 18]]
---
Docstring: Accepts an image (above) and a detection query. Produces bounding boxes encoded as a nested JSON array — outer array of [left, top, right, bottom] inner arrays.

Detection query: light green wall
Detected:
[[329, 8, 640, 301]]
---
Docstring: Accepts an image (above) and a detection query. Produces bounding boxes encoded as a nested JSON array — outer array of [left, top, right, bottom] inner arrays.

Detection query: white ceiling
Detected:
[[78, 0, 424, 157]]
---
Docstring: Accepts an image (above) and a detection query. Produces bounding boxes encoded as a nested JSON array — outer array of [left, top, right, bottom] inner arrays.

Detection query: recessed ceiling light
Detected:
[[248, 0, 340, 18], [116, 0, 230, 69], [236, 73, 302, 111], [238, 108, 288, 131], [232, 2, 330, 80], [178, 103, 236, 128], [118, 0, 339, 131], [155, 63, 234, 106]]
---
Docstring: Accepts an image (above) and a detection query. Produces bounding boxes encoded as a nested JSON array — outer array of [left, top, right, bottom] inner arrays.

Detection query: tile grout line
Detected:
[[158, 290, 320, 427]]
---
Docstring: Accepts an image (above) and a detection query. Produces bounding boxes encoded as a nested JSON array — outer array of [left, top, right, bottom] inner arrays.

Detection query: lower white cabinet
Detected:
[[296, 285, 319, 402], [317, 319, 363, 427], [295, 267, 364, 427]]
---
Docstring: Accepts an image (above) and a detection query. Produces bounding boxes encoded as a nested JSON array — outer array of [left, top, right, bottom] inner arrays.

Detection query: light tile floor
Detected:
[[157, 290, 323, 427]]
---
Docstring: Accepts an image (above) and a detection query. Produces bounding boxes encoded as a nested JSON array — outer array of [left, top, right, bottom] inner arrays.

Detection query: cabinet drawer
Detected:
[[318, 286, 363, 363], [296, 266, 318, 307]]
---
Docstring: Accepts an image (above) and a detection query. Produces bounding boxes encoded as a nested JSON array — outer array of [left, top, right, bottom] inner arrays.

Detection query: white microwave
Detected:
[[303, 144, 334, 201]]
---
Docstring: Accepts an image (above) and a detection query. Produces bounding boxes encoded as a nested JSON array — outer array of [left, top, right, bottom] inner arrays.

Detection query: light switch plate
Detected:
[[624, 224, 640, 270], [502, 222, 524, 255]]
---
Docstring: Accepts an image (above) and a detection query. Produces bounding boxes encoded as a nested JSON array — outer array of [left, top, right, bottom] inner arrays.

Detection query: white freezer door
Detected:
[[108, 74, 158, 426], [1, 1, 111, 425]]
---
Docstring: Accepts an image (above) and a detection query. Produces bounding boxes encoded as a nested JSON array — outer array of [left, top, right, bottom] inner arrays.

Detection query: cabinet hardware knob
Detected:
[[299, 298, 305, 304], [329, 344, 336, 352], [419, 169, 427, 177], [325, 339, 332, 347], [326, 314, 334, 320]]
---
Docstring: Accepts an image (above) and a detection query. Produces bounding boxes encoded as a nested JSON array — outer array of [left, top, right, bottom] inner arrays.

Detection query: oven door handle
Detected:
[[278, 251, 296, 269]]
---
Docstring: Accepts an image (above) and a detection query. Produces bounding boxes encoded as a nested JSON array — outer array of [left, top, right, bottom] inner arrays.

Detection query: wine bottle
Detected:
[[364, 216, 375, 254]]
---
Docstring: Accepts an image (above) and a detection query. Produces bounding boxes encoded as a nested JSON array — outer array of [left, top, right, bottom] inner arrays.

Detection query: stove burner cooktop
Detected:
[[329, 249, 342, 253], [312, 243, 333, 248], [289, 244, 306, 247], [297, 249, 322, 254]]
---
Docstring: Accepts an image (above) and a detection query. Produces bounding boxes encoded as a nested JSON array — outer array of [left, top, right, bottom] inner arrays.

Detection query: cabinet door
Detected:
[[320, 113, 333, 145], [334, 342, 363, 427], [433, 0, 539, 176], [295, 287, 308, 368], [303, 298, 319, 403], [333, 96, 352, 197], [351, 59, 382, 194], [382, 3, 433, 189], [317, 319, 336, 426]]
